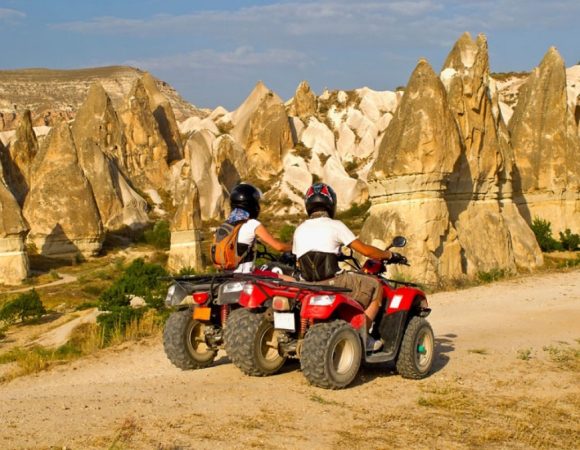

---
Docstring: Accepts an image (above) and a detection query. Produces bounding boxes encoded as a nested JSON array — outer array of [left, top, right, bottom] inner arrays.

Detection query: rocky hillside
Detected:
[[0, 66, 204, 130], [0, 32, 578, 286]]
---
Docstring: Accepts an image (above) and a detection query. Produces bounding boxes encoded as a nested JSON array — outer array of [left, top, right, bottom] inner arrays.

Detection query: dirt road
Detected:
[[1, 270, 579, 449]]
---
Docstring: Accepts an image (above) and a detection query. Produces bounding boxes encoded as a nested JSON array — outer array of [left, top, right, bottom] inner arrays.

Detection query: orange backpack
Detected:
[[210, 221, 249, 270]]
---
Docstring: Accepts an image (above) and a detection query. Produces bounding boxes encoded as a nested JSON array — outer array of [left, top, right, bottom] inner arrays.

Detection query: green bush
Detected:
[[530, 217, 562, 252], [143, 220, 171, 249], [477, 268, 508, 284], [97, 259, 167, 340], [336, 200, 372, 221], [279, 224, 296, 243], [0, 290, 46, 324], [559, 229, 580, 251]]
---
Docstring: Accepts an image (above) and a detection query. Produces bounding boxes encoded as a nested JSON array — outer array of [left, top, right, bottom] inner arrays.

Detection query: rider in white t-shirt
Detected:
[[227, 183, 292, 273], [293, 183, 397, 351]]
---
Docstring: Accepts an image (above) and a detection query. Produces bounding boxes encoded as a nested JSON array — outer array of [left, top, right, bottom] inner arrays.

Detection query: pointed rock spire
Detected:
[[0, 155, 29, 285], [167, 166, 203, 272], [289, 80, 317, 120], [72, 83, 148, 231], [371, 59, 461, 178], [118, 78, 170, 192], [230, 82, 293, 177], [363, 59, 463, 284], [142, 72, 183, 163], [509, 46, 580, 233], [2, 110, 39, 205], [23, 120, 103, 259]]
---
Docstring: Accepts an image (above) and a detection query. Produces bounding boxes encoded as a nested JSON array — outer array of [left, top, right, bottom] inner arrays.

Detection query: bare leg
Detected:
[[364, 300, 381, 328]]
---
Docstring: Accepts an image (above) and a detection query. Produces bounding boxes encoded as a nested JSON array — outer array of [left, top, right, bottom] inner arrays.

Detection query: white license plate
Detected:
[[273, 312, 295, 331]]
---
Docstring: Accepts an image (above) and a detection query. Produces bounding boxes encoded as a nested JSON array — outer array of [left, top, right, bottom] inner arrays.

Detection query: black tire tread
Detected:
[[301, 320, 361, 389], [223, 309, 285, 377], [396, 316, 434, 379], [163, 310, 216, 370]]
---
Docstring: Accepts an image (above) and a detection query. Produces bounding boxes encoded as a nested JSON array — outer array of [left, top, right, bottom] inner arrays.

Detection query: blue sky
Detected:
[[0, 1, 578, 110]]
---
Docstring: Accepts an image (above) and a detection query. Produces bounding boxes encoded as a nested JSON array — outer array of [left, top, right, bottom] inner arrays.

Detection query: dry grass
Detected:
[[0, 310, 163, 382]]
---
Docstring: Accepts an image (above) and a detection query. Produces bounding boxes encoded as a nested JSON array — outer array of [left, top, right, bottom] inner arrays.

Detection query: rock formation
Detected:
[[1, 110, 38, 205], [509, 48, 580, 234], [230, 82, 294, 178], [72, 83, 148, 231], [288, 81, 317, 121], [142, 72, 183, 163], [441, 32, 542, 274], [167, 169, 203, 272], [183, 130, 225, 220], [0, 143, 29, 285], [118, 78, 170, 192], [362, 59, 463, 284], [0, 66, 203, 131], [23, 120, 103, 259]]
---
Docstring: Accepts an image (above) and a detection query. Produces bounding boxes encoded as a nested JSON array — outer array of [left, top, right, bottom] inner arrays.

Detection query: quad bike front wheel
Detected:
[[163, 309, 217, 370], [224, 309, 286, 376], [396, 316, 434, 379], [301, 320, 362, 389]]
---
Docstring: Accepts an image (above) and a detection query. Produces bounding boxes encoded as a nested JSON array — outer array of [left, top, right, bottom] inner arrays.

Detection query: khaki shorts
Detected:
[[318, 272, 382, 308]]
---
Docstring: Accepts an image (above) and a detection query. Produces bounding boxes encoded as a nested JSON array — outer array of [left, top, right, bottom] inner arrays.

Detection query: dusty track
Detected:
[[1, 270, 579, 449]]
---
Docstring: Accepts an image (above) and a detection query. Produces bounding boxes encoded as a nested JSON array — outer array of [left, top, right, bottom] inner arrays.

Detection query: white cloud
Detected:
[[125, 46, 311, 73], [51, 0, 580, 41], [0, 8, 25, 22]]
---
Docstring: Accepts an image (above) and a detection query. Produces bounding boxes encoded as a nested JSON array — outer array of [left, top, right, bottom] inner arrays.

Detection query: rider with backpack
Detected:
[[211, 183, 292, 272], [292, 183, 402, 351]]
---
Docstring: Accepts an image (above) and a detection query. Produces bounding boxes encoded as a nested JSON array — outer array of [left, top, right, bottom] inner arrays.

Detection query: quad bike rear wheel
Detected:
[[301, 320, 362, 389], [163, 309, 217, 370], [396, 316, 434, 379], [224, 309, 286, 376]]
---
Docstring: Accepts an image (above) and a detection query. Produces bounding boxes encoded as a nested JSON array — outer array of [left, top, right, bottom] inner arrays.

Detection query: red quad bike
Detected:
[[224, 236, 434, 389], [162, 246, 296, 370]]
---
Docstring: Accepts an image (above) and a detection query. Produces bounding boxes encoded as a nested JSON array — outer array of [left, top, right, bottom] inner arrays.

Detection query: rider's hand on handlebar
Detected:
[[388, 252, 408, 265]]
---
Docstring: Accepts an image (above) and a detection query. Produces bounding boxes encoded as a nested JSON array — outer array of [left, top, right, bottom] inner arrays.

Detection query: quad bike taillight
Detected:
[[192, 292, 210, 305], [272, 296, 291, 311]]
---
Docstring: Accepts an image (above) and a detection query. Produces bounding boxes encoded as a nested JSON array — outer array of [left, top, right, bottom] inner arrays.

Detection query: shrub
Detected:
[[0, 290, 46, 325], [336, 200, 372, 221], [559, 229, 580, 251], [97, 259, 167, 340], [530, 217, 561, 252], [279, 224, 296, 243], [477, 268, 508, 284], [293, 142, 312, 161], [143, 220, 171, 249]]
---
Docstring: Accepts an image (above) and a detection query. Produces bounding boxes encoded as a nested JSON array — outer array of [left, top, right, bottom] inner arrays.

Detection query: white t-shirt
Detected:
[[235, 219, 261, 273], [292, 217, 356, 258]]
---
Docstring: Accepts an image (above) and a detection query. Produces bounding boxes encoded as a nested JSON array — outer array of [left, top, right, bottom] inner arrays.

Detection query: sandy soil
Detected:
[[0, 269, 579, 449]]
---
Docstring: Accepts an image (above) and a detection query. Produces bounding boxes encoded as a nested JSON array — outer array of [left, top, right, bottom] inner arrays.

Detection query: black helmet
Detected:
[[305, 183, 337, 218], [230, 183, 262, 219]]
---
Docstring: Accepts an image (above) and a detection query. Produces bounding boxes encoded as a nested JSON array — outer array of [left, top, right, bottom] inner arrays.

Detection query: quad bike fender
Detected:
[[301, 294, 366, 331], [379, 295, 428, 357], [385, 286, 427, 314]]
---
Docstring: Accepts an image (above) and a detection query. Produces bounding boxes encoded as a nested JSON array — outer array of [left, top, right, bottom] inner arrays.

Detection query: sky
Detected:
[[0, 0, 579, 110]]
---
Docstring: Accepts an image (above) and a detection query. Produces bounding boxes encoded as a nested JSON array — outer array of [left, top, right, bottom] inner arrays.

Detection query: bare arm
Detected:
[[348, 238, 392, 260], [255, 225, 292, 252]]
